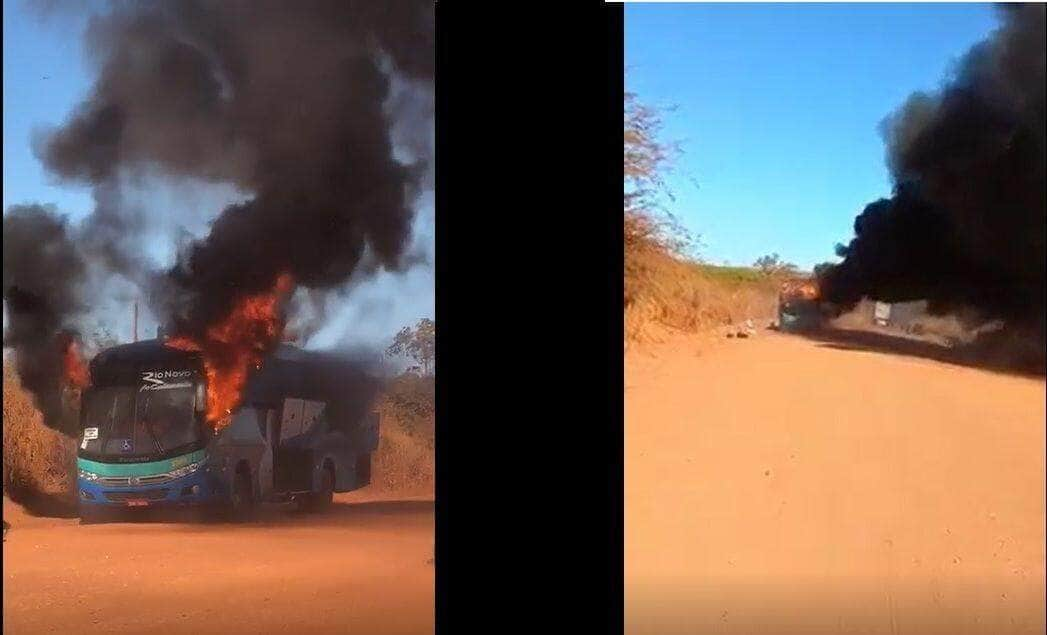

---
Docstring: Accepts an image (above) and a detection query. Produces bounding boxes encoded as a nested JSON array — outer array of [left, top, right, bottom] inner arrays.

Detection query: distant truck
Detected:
[[75, 339, 379, 522], [871, 300, 928, 331], [873, 301, 892, 326], [777, 278, 823, 332]]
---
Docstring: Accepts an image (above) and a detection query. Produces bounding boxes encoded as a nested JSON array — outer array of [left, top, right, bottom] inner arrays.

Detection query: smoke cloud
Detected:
[[2, 206, 89, 434], [3, 1, 434, 431], [819, 4, 1045, 339]]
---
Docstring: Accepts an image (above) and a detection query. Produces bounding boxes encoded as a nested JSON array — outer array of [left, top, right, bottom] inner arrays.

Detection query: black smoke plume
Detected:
[[820, 4, 1045, 340], [3, 1, 433, 431], [2, 206, 89, 434], [40, 0, 433, 337]]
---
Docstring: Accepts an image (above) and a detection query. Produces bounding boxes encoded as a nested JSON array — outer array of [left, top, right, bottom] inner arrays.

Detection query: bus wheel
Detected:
[[301, 466, 334, 513], [228, 468, 256, 522]]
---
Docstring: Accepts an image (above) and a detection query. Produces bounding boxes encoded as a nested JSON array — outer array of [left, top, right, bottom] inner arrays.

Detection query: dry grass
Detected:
[[370, 373, 435, 496], [625, 238, 780, 343], [2, 362, 78, 516], [369, 422, 434, 495]]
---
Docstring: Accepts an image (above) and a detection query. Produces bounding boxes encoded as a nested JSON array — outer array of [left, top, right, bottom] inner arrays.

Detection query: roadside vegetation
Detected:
[[624, 91, 785, 342], [371, 371, 434, 495], [374, 319, 436, 495], [2, 360, 77, 517]]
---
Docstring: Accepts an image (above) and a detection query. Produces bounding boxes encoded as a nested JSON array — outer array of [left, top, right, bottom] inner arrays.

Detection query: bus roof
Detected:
[[91, 339, 200, 367]]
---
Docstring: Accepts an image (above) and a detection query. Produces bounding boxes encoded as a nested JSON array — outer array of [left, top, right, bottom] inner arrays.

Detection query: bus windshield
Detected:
[[81, 385, 202, 459]]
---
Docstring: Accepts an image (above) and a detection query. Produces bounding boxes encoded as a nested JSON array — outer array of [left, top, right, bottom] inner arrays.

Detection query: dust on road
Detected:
[[626, 329, 1045, 634], [2, 492, 433, 635]]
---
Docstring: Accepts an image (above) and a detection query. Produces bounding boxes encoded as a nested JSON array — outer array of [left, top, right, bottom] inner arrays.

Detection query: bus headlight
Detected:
[[77, 469, 100, 482]]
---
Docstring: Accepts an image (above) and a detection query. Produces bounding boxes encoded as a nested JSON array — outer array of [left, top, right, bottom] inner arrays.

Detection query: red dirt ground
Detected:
[[626, 329, 1045, 634], [3, 491, 433, 635]]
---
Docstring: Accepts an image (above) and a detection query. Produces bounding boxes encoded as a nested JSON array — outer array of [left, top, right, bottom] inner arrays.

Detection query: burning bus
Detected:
[[75, 338, 379, 522], [777, 277, 824, 332]]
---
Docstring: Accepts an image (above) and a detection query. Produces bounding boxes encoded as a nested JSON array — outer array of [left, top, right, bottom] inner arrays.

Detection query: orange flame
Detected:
[[780, 278, 820, 301], [61, 337, 90, 390], [166, 273, 295, 430]]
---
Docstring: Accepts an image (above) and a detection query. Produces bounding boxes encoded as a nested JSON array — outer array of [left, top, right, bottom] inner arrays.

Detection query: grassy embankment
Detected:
[[625, 235, 782, 342]]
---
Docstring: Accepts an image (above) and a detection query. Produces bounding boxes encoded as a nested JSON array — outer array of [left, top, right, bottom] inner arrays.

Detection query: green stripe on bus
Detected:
[[77, 449, 207, 477]]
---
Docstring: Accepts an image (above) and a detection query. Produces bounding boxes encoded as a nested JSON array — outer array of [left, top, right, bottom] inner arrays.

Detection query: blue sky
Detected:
[[3, 0, 94, 214], [626, 2, 998, 270], [3, 0, 434, 352]]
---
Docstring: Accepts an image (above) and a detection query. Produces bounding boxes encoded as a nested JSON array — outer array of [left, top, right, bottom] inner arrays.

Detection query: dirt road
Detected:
[[626, 329, 1045, 634], [2, 492, 433, 635]]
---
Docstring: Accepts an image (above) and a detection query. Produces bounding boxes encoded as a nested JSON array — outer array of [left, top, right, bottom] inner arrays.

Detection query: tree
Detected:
[[386, 318, 435, 376], [754, 253, 781, 273], [624, 90, 694, 257], [753, 253, 798, 276], [625, 91, 674, 217]]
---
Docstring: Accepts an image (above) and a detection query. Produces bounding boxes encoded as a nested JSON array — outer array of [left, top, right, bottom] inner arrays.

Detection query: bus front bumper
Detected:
[[77, 468, 228, 509]]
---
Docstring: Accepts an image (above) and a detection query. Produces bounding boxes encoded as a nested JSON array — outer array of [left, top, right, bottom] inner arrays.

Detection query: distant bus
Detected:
[[777, 278, 822, 332]]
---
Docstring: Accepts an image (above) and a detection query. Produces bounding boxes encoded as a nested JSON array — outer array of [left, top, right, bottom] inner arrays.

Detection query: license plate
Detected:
[[126, 500, 150, 507]]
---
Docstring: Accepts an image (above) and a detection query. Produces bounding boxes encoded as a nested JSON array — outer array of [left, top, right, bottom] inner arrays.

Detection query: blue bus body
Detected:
[[76, 340, 379, 517]]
